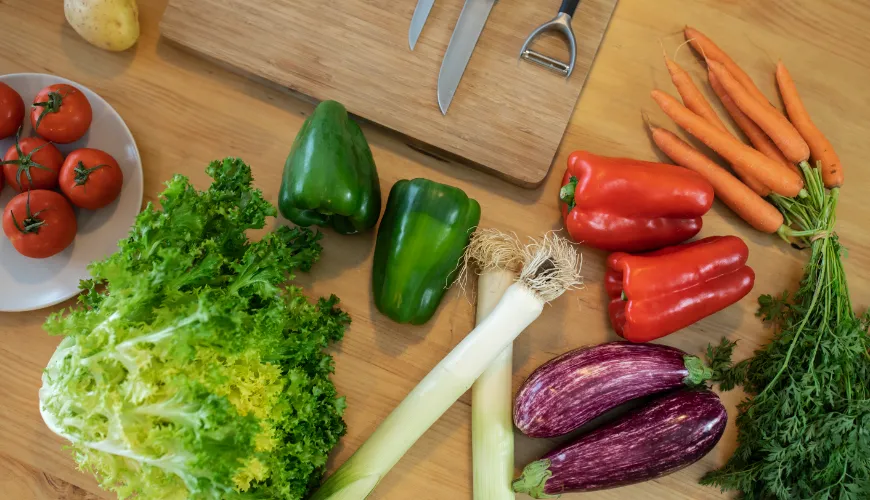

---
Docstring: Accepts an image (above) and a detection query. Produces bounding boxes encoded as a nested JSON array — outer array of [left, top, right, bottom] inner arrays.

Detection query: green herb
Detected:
[[702, 165, 870, 498], [40, 158, 350, 500]]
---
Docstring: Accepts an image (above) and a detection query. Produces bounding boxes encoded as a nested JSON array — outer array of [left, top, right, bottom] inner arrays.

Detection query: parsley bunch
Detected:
[[702, 164, 870, 498]]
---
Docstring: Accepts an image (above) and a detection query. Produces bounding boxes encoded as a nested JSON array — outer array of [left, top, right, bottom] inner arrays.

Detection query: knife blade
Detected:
[[409, 0, 436, 50], [437, 0, 497, 114]]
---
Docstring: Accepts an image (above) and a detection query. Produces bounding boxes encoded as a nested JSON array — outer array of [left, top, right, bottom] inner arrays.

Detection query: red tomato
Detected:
[[3, 190, 77, 258], [0, 82, 24, 139], [59, 148, 124, 209], [30, 84, 92, 144], [2, 136, 64, 191]]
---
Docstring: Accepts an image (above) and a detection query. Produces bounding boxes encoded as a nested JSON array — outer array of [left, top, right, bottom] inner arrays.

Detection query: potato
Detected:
[[64, 0, 140, 52]]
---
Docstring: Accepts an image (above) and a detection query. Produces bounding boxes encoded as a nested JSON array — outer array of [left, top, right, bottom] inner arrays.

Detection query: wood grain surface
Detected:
[[159, 0, 618, 187], [2, 0, 869, 499]]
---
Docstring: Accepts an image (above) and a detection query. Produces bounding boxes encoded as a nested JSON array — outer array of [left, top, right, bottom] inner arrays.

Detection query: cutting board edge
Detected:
[[157, 27, 554, 188]]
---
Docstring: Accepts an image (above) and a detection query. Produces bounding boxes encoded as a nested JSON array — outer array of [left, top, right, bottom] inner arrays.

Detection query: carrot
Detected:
[[662, 49, 771, 196], [708, 69, 798, 177], [684, 26, 770, 106], [775, 61, 844, 188], [652, 127, 784, 233], [707, 60, 810, 164], [651, 89, 804, 197], [663, 51, 728, 132]]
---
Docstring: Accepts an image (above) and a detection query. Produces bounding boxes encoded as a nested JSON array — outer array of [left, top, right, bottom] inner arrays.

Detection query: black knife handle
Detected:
[[559, 0, 580, 16]]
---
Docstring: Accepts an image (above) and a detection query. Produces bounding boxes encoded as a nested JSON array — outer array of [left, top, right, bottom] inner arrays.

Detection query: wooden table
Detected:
[[1, 1, 868, 499]]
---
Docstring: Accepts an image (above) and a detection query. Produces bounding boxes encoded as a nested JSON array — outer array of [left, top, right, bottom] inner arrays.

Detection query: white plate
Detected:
[[0, 73, 143, 312]]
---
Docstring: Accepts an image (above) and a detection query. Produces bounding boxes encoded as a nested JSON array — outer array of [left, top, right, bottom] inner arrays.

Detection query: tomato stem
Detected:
[[33, 90, 65, 132], [73, 161, 107, 186], [0, 130, 54, 189], [10, 190, 46, 234]]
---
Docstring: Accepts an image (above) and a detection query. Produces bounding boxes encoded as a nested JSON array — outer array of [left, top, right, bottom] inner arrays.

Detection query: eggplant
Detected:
[[514, 341, 711, 438], [512, 389, 727, 497]]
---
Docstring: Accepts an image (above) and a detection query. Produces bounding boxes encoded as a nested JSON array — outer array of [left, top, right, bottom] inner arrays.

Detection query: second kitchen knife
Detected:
[[437, 0, 498, 115], [409, 0, 435, 50]]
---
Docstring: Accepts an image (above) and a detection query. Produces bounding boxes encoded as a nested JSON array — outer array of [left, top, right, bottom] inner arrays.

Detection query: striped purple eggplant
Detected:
[[512, 388, 727, 497], [514, 341, 711, 438]]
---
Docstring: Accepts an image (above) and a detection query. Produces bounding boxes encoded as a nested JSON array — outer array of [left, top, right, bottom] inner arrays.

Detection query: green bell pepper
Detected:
[[278, 100, 381, 235], [373, 178, 482, 325]]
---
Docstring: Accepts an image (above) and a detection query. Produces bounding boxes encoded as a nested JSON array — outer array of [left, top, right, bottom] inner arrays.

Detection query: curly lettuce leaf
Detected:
[[40, 158, 349, 500]]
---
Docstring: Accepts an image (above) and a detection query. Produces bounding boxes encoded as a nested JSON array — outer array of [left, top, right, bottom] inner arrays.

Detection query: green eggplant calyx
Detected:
[[683, 355, 714, 386], [512, 459, 558, 498]]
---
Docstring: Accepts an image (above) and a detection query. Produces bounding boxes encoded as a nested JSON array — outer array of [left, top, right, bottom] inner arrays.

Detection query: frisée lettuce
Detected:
[[39, 158, 350, 499]]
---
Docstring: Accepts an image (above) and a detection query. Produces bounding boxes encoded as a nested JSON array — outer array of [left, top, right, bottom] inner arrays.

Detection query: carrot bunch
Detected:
[[649, 26, 843, 237]]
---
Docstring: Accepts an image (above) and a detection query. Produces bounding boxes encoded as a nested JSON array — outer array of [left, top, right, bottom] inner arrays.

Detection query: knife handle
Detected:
[[559, 0, 580, 16]]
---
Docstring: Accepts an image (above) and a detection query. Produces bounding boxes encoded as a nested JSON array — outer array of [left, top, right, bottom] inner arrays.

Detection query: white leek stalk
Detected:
[[468, 230, 524, 500], [473, 271, 517, 500], [311, 232, 581, 500]]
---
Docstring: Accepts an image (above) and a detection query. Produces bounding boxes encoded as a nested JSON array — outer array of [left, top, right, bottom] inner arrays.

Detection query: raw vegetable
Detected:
[[559, 151, 713, 252], [312, 232, 581, 500], [31, 83, 93, 143], [59, 148, 124, 209], [651, 89, 804, 197], [0, 82, 24, 139], [39, 158, 350, 500], [663, 50, 728, 132], [372, 178, 481, 324], [3, 190, 77, 258], [651, 126, 784, 234], [64, 0, 140, 51], [606, 236, 755, 343], [513, 389, 727, 498], [465, 229, 524, 500], [278, 100, 381, 235], [661, 52, 771, 197], [707, 60, 809, 164], [514, 342, 711, 438], [2, 134, 64, 191], [702, 165, 869, 497], [708, 70, 793, 173], [684, 26, 770, 106], [775, 61, 844, 188]]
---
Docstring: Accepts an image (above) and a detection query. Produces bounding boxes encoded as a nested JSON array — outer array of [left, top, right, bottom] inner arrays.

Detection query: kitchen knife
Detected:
[[409, 0, 436, 50], [437, 0, 497, 115]]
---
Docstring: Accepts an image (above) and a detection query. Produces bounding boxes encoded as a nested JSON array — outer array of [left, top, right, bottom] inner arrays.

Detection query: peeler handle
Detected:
[[559, 0, 580, 16]]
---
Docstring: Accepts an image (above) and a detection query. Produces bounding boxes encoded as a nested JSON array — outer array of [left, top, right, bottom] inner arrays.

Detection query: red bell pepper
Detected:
[[560, 151, 714, 252], [605, 236, 755, 342]]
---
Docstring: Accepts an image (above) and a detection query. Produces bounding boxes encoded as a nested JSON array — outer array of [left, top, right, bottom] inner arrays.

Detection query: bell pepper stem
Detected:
[[559, 176, 578, 209]]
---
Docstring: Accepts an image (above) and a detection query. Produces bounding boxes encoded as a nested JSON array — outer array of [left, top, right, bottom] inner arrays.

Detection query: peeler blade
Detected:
[[518, 12, 577, 77]]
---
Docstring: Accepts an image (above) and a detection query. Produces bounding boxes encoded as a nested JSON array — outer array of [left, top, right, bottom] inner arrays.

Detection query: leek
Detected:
[[468, 230, 524, 500], [312, 232, 581, 500]]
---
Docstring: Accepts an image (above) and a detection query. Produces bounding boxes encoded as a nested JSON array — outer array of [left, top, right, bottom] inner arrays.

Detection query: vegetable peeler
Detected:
[[519, 0, 580, 77]]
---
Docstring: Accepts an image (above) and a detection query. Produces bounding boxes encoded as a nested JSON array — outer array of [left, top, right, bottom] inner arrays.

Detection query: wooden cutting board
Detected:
[[159, 0, 618, 187]]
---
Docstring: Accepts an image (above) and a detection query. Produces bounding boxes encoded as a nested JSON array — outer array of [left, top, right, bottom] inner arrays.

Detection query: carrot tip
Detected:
[[641, 110, 656, 129], [673, 39, 693, 62]]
